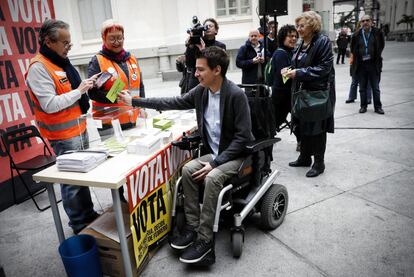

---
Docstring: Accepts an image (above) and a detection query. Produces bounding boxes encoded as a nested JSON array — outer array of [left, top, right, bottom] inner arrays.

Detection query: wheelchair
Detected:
[[169, 84, 288, 261]]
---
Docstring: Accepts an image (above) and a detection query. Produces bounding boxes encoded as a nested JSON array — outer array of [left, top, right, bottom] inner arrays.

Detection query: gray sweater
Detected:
[[132, 78, 254, 168]]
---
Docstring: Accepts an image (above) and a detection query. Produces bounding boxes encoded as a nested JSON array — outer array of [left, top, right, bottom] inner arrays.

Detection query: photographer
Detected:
[[183, 17, 226, 92]]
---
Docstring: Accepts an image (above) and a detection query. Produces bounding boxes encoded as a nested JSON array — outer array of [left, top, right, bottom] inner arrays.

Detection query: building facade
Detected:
[[54, 0, 334, 79]]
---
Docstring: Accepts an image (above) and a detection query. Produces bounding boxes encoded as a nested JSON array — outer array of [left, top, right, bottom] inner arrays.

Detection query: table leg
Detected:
[[111, 189, 133, 277], [46, 183, 65, 243]]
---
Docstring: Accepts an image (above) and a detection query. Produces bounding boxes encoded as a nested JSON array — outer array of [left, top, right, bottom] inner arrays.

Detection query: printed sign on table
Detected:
[[126, 139, 191, 267]]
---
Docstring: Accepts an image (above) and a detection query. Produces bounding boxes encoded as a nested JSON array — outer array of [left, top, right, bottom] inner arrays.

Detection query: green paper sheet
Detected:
[[106, 78, 126, 103]]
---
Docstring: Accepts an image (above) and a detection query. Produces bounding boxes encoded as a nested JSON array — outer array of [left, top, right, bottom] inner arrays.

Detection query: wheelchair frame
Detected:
[[170, 84, 288, 259]]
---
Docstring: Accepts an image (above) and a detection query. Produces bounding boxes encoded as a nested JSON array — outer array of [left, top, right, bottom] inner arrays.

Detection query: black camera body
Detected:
[[187, 16, 208, 45]]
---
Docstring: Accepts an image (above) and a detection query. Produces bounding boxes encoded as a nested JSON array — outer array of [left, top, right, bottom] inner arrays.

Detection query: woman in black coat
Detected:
[[283, 11, 335, 177], [271, 24, 298, 133]]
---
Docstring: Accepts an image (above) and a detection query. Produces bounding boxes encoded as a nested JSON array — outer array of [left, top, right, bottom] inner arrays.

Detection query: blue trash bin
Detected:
[[58, 234, 102, 277]]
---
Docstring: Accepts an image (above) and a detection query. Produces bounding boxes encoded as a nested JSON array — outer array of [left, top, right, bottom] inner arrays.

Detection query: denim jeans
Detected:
[[358, 62, 382, 109], [348, 76, 372, 102], [49, 132, 96, 232]]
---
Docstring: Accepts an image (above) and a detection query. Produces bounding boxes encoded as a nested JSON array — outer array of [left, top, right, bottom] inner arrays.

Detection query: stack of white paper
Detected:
[[56, 151, 108, 172], [127, 136, 161, 155]]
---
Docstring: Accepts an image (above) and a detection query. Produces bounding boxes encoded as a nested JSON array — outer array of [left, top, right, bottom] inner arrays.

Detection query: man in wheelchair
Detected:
[[118, 46, 254, 265]]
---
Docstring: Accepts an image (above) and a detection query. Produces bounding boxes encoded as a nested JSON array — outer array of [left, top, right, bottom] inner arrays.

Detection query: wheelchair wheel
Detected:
[[231, 231, 244, 258], [260, 184, 288, 230]]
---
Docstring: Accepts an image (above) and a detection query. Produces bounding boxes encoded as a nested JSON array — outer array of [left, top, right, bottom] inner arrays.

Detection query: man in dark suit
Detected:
[[118, 46, 254, 265], [350, 15, 385, 114]]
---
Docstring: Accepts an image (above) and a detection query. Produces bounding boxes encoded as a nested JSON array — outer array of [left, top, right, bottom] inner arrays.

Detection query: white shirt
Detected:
[[203, 89, 221, 158]]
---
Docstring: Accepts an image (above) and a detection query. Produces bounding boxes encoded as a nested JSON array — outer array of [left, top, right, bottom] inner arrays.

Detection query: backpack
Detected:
[[264, 58, 274, 86]]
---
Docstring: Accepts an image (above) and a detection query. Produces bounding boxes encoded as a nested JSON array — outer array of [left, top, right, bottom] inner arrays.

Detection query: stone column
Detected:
[[158, 46, 170, 74]]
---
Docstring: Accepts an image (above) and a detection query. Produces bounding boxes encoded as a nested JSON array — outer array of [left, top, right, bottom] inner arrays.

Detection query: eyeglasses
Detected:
[[58, 40, 73, 49], [107, 36, 124, 43], [361, 19, 371, 23]]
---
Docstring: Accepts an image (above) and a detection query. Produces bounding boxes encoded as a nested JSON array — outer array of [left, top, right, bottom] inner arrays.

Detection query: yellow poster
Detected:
[[126, 142, 191, 268]]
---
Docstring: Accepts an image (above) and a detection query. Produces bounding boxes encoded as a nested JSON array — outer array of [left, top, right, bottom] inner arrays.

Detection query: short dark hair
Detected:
[[197, 46, 229, 77], [203, 18, 219, 31], [39, 19, 69, 46], [277, 24, 298, 47]]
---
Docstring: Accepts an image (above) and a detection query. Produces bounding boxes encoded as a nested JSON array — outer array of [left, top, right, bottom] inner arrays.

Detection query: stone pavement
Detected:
[[0, 41, 413, 277]]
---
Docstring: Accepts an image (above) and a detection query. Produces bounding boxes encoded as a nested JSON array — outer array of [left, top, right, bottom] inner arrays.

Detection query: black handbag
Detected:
[[292, 84, 332, 121], [291, 39, 333, 122]]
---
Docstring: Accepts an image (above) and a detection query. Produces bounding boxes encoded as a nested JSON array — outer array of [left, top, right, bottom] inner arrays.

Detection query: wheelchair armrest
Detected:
[[244, 137, 281, 153], [171, 132, 202, 150]]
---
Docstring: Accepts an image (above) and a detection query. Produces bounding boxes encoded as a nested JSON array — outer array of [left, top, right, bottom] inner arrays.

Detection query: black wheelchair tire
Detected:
[[231, 231, 244, 258], [260, 184, 288, 230]]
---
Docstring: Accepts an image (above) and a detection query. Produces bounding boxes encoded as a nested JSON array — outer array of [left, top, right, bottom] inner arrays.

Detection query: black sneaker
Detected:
[[179, 239, 214, 264], [170, 227, 196, 250]]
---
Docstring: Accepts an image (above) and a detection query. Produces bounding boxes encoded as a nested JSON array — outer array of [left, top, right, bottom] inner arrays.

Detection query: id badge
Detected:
[[362, 54, 371, 61]]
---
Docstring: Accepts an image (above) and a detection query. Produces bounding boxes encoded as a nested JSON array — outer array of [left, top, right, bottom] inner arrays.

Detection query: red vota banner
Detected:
[[0, 0, 55, 183]]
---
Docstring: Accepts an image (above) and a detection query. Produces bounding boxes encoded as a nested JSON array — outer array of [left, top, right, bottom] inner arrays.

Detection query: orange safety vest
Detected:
[[92, 54, 141, 127], [25, 54, 86, 141]]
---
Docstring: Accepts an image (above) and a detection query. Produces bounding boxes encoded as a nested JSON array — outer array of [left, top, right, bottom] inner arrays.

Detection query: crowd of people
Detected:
[[26, 10, 385, 267]]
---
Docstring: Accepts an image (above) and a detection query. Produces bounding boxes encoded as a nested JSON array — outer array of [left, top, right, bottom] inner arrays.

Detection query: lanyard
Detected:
[[361, 29, 371, 55]]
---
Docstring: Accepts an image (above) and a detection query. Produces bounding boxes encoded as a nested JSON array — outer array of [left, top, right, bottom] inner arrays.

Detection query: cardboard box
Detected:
[[81, 206, 146, 277]]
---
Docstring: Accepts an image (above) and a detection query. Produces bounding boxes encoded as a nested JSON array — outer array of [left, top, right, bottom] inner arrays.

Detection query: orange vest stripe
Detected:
[[25, 54, 86, 141]]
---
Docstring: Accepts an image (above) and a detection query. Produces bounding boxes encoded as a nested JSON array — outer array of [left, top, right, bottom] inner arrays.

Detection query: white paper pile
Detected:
[[56, 151, 108, 172], [127, 135, 161, 155]]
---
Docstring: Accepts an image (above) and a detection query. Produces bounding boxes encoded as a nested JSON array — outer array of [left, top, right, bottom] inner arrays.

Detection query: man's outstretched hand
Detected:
[[117, 90, 132, 106]]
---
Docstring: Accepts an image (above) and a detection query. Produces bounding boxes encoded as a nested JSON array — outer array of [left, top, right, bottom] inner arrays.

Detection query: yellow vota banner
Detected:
[[129, 184, 170, 266], [126, 142, 191, 268]]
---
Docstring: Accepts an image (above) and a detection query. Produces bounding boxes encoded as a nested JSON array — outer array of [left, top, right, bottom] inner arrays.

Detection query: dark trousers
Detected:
[[272, 92, 291, 130], [336, 48, 346, 64], [358, 62, 382, 109], [348, 75, 372, 102], [300, 132, 327, 163]]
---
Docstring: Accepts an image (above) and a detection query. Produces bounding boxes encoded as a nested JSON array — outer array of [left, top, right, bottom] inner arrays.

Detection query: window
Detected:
[[216, 0, 251, 17], [78, 0, 112, 40], [303, 0, 315, 12]]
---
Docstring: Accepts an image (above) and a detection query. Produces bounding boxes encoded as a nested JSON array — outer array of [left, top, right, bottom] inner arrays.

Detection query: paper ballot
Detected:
[[57, 151, 108, 172]]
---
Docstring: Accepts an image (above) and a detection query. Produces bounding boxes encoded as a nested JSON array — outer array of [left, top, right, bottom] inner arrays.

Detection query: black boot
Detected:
[[306, 156, 325, 177], [289, 155, 312, 167]]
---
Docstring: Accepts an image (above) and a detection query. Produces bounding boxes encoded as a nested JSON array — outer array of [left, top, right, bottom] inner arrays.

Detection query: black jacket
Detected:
[[236, 40, 264, 84], [132, 78, 254, 168], [350, 27, 385, 76], [292, 33, 335, 135], [336, 34, 349, 50]]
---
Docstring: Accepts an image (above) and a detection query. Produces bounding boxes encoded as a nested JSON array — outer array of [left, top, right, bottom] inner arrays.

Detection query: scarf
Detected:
[[39, 45, 90, 114], [101, 44, 130, 63]]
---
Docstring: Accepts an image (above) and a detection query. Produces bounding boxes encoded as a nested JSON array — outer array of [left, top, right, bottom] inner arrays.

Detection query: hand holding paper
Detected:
[[117, 90, 132, 106], [106, 79, 126, 103], [281, 67, 295, 84]]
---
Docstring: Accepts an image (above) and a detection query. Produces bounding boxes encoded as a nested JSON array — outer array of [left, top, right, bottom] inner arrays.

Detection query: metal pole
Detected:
[[46, 183, 65, 243], [111, 189, 133, 277]]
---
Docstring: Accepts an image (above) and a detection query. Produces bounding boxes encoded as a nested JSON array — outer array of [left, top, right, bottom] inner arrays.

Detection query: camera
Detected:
[[187, 16, 208, 45]]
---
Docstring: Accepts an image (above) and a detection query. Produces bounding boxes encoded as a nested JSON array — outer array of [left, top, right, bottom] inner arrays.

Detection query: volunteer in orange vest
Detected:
[[25, 19, 99, 234], [88, 19, 145, 130]]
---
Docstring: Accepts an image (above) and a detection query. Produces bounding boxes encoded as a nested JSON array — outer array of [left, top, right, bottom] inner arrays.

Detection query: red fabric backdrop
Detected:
[[0, 0, 55, 183]]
